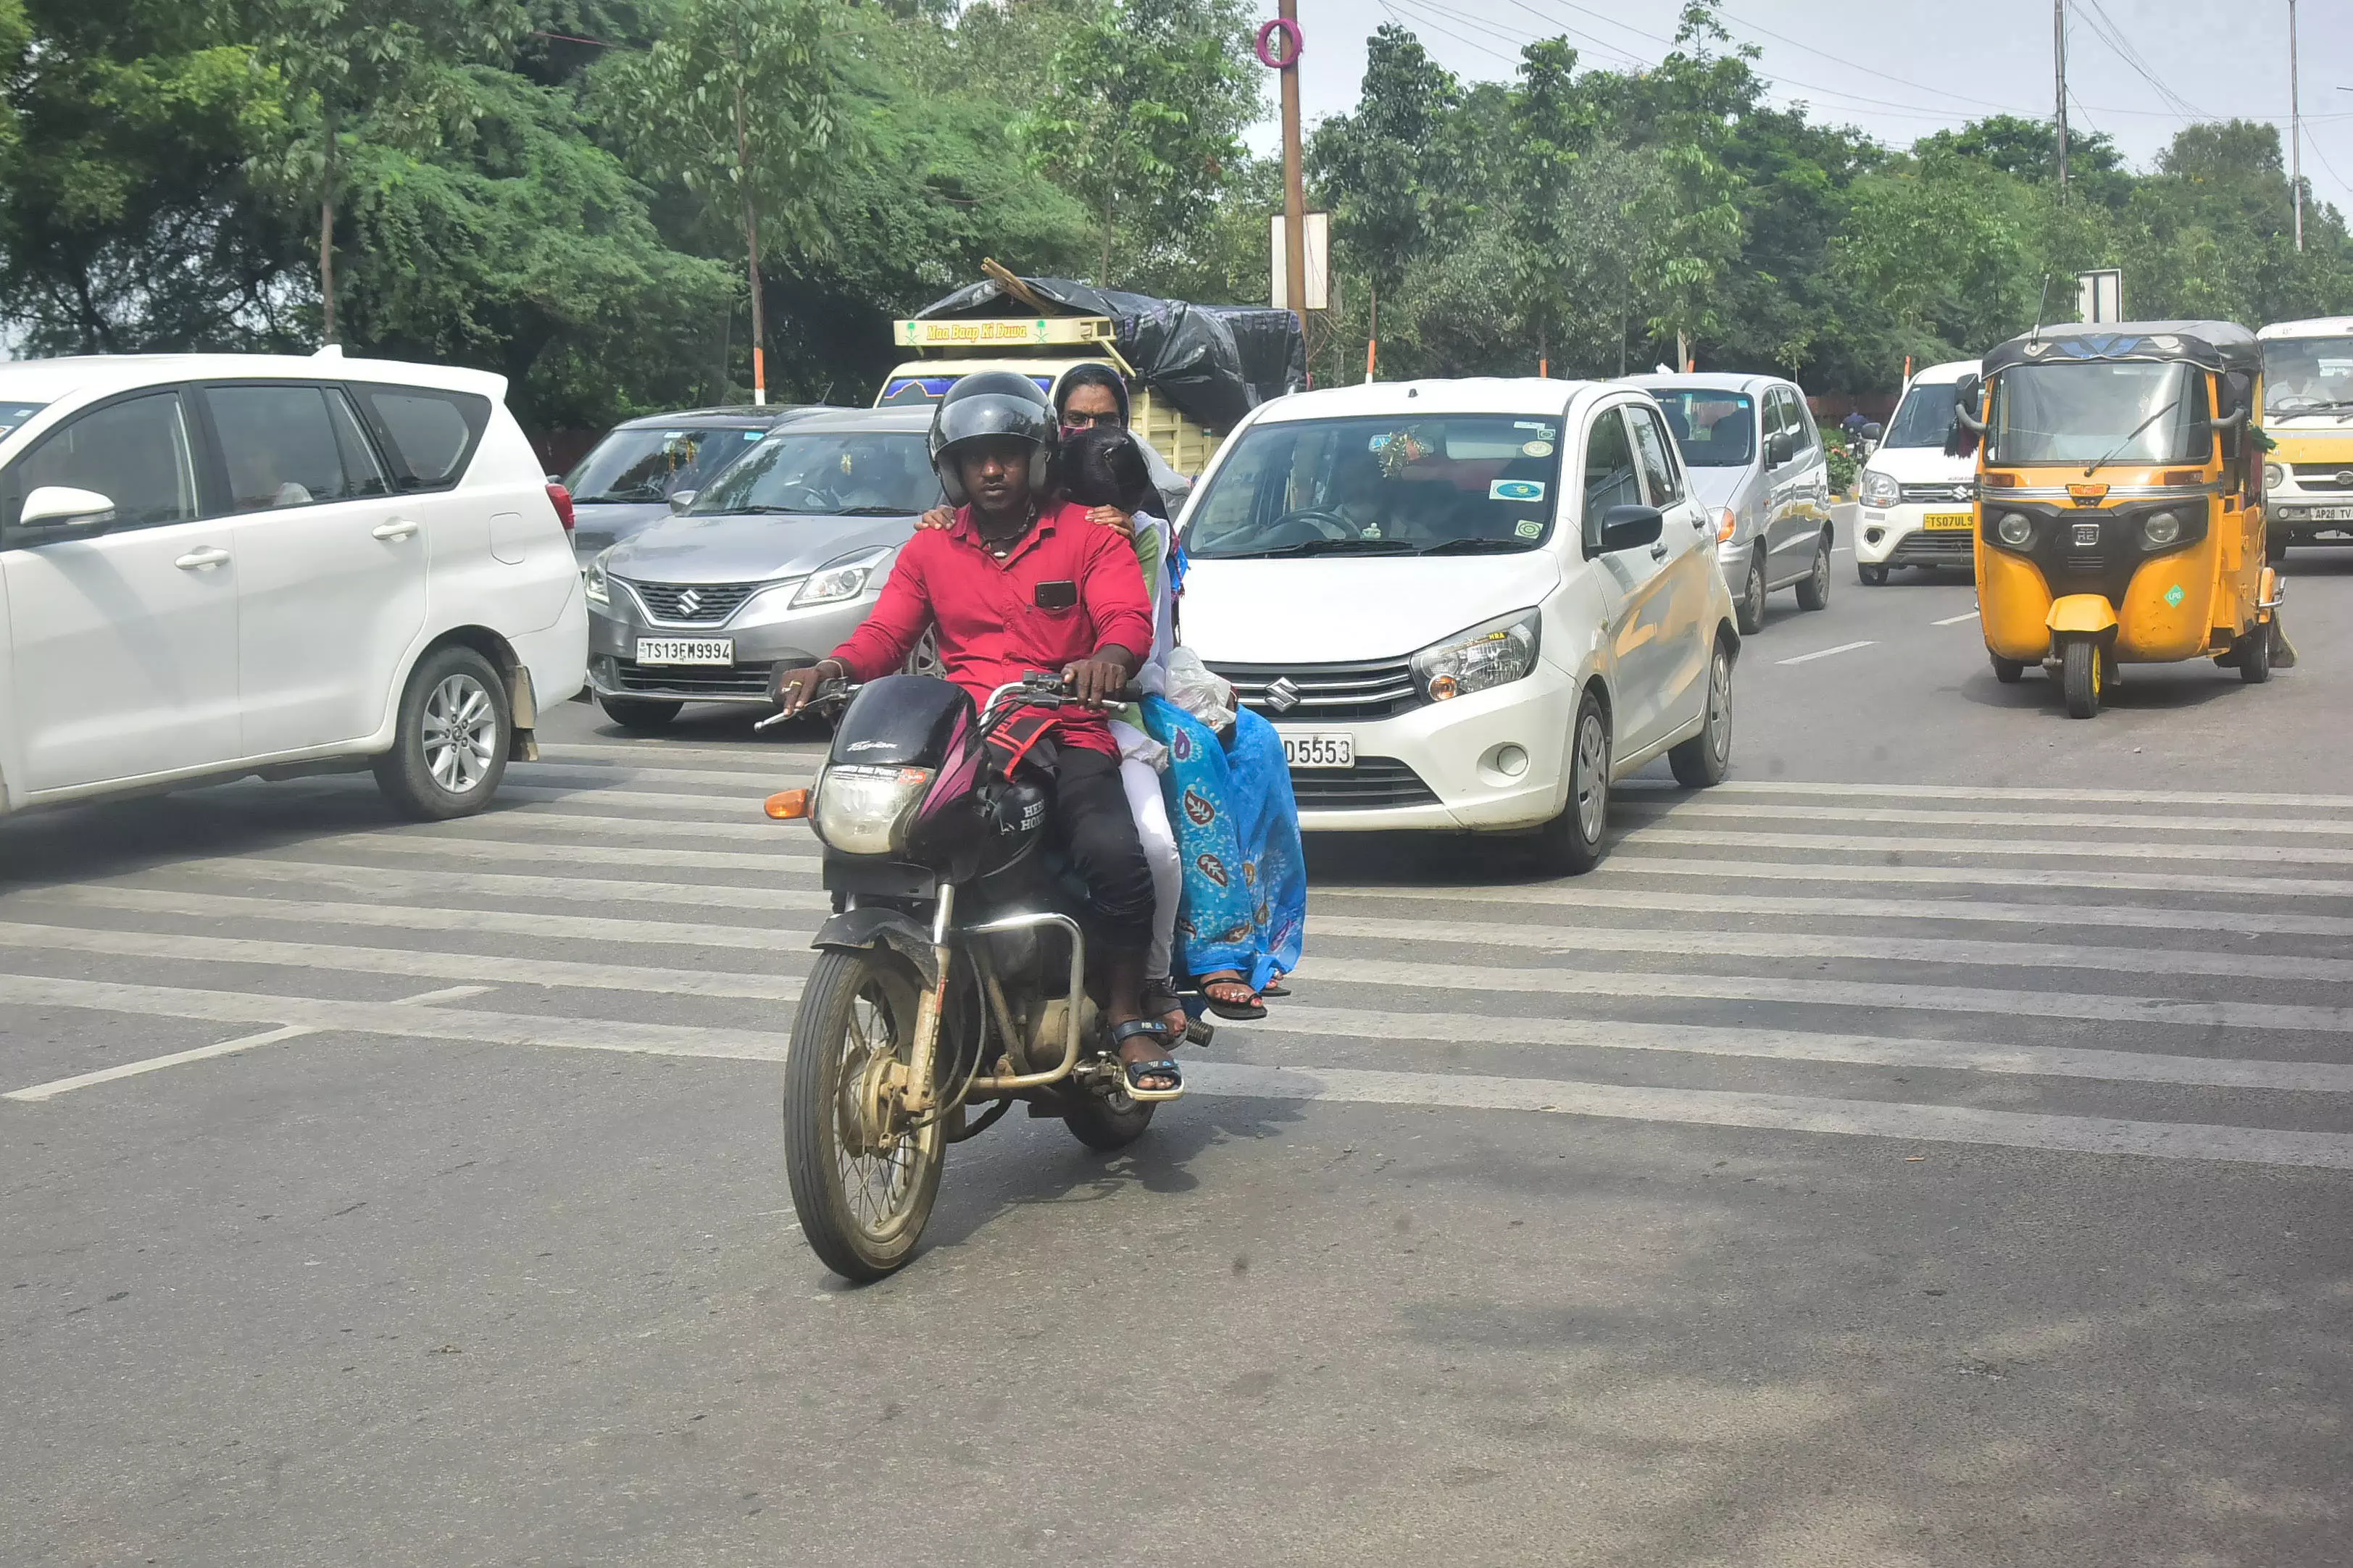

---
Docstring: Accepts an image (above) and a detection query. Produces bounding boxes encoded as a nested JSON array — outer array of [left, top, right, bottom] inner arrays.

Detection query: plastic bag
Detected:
[[1162, 647, 1236, 730]]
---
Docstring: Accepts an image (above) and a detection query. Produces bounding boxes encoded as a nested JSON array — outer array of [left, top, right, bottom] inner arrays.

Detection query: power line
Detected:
[[2070, 0, 2206, 121]]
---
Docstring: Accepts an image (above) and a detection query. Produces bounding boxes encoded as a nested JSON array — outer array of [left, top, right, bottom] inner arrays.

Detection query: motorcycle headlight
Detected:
[[1995, 512, 2034, 548], [809, 764, 933, 856], [1411, 609, 1541, 702], [792, 548, 893, 608], [2141, 510, 2183, 549], [584, 551, 612, 606], [2264, 463, 2286, 491], [1858, 469, 1900, 508]]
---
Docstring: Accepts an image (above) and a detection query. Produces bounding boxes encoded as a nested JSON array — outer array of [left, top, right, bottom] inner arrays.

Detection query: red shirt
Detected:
[[829, 501, 1154, 756]]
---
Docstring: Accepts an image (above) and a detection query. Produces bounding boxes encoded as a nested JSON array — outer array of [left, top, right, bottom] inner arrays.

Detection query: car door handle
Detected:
[[372, 519, 419, 541], [1649, 541, 1670, 561], [174, 546, 230, 570]]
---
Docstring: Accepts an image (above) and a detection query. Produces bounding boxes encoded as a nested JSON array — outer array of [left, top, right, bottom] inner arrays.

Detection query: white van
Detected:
[[1853, 358, 1982, 584], [1179, 378, 1741, 872], [0, 351, 586, 820]]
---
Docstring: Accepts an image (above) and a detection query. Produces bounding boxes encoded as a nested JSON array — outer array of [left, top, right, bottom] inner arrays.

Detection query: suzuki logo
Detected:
[[2336, 471, 2353, 487], [1265, 677, 1303, 714], [677, 588, 704, 615]]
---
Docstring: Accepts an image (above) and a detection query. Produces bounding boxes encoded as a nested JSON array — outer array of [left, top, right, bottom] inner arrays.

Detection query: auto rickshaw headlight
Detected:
[[1995, 512, 2033, 547], [2264, 463, 2286, 491], [2141, 511, 2183, 549]]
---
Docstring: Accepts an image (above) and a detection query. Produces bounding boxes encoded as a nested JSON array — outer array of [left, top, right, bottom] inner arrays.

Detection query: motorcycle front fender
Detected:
[[813, 906, 939, 985]]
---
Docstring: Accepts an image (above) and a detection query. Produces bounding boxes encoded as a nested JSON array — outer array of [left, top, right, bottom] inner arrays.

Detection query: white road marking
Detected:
[[4, 982, 493, 1102], [11, 973, 2349, 1170], [143, 857, 830, 913], [1594, 850, 2353, 901], [1244, 1006, 2353, 1092], [267, 830, 819, 875], [1614, 777, 2353, 811], [1615, 825, 2353, 867], [0, 920, 806, 1001], [1933, 609, 1981, 625], [536, 741, 826, 766], [515, 761, 806, 791], [1776, 640, 1876, 665], [1182, 1062, 2353, 1172], [1618, 798, 2353, 838], [1312, 914, 2353, 983]]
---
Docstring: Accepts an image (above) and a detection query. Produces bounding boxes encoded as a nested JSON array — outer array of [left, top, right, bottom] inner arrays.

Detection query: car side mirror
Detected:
[[668, 489, 699, 514], [18, 485, 117, 532], [1595, 504, 1664, 555], [1769, 431, 1799, 466]]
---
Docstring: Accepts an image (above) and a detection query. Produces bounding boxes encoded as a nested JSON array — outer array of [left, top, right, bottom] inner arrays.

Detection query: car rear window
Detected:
[[354, 385, 492, 489], [565, 424, 765, 504], [1649, 390, 1756, 467]]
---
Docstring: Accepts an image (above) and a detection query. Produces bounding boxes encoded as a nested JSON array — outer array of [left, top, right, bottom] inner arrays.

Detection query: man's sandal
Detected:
[[1109, 1019, 1185, 1101], [1196, 972, 1267, 1021]]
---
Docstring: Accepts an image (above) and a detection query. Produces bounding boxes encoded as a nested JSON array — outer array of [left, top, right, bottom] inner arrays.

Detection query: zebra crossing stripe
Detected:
[[1615, 826, 2353, 867], [1614, 777, 2353, 811], [1617, 799, 2353, 838]]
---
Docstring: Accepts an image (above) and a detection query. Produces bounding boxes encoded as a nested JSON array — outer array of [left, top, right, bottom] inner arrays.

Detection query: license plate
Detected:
[[1923, 512, 1974, 531], [635, 638, 733, 666], [2286, 505, 2353, 522], [1283, 733, 1354, 770]]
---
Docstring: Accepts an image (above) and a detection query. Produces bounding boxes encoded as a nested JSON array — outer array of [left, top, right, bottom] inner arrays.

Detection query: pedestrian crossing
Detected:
[[5, 743, 2353, 1175]]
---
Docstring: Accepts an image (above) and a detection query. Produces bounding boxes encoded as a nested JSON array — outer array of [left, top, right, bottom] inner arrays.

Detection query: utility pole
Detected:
[[2054, 0, 2070, 202], [1276, 1, 1309, 338], [2290, 0, 2303, 251]]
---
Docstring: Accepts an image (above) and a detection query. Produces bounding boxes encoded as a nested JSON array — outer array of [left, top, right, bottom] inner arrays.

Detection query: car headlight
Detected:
[[2141, 510, 2183, 549], [1410, 609, 1541, 702], [1995, 512, 2034, 547], [792, 548, 894, 608], [1858, 470, 1900, 508], [2265, 463, 2286, 491], [809, 764, 933, 856], [584, 551, 612, 606]]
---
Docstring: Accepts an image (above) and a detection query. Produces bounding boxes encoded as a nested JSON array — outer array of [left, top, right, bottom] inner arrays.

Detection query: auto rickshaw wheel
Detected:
[[2060, 636, 2104, 719], [1989, 654, 2024, 685], [2237, 622, 2273, 685]]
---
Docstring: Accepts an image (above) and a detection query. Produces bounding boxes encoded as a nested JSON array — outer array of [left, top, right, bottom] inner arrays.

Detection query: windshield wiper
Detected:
[[2084, 396, 2184, 476], [1244, 537, 1419, 557], [828, 506, 920, 517], [574, 491, 661, 504], [1420, 537, 1533, 555]]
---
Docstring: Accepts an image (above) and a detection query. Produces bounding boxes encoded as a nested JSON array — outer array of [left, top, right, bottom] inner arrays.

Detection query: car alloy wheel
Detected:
[[422, 672, 499, 793]]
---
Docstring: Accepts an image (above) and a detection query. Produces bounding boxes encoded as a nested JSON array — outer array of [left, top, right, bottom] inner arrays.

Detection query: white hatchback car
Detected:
[[1180, 378, 1741, 872], [0, 351, 586, 820], [1853, 357, 1982, 583]]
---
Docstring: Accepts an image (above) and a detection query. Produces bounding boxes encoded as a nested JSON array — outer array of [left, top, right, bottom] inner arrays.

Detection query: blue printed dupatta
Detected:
[[1138, 696, 1307, 992]]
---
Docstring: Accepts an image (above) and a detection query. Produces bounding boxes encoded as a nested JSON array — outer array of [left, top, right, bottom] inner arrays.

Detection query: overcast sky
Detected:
[[1244, 0, 2353, 213]]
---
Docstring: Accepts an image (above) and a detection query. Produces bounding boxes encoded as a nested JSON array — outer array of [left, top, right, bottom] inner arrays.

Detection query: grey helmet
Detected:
[[928, 371, 1059, 506]]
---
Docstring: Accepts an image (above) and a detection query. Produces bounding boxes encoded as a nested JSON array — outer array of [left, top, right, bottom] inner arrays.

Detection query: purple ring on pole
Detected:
[[1255, 18, 1302, 70]]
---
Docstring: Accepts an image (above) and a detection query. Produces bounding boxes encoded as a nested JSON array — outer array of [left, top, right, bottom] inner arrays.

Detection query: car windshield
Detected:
[[0, 401, 48, 441], [1647, 391, 1754, 467], [565, 424, 764, 503], [1988, 361, 2210, 467], [691, 430, 940, 516], [1883, 382, 1962, 448], [1184, 414, 1565, 559], [2262, 337, 2353, 415]]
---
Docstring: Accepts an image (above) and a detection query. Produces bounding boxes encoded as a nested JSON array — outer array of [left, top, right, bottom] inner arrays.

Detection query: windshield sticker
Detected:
[[744, 430, 763, 440], [1521, 441, 1555, 457], [1491, 479, 1546, 502], [1514, 420, 1550, 430], [1515, 519, 1543, 538]]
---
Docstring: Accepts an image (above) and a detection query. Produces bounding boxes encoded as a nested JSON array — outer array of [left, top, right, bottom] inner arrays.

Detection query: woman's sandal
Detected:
[[1196, 972, 1267, 1021], [1261, 973, 1291, 998], [1110, 1019, 1185, 1101]]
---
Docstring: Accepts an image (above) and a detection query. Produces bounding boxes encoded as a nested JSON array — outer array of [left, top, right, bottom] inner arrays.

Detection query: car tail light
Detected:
[[546, 482, 575, 532], [1716, 508, 1737, 543]]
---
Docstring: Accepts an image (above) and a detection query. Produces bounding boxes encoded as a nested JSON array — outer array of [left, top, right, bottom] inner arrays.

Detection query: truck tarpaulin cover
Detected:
[[914, 276, 1306, 431]]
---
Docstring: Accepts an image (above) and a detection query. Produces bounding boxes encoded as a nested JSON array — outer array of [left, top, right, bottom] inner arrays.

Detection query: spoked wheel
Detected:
[[2059, 635, 2105, 719], [1065, 1080, 1157, 1151], [783, 948, 946, 1282]]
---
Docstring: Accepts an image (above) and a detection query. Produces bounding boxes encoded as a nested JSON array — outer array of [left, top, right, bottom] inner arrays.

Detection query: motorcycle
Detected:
[[758, 669, 1204, 1280]]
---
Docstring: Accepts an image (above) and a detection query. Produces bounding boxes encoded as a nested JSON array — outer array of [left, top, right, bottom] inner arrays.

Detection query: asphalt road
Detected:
[[6, 535, 2353, 1567]]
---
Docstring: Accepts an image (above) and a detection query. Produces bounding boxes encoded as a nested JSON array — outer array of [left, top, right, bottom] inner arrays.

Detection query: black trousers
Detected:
[[1035, 742, 1157, 953]]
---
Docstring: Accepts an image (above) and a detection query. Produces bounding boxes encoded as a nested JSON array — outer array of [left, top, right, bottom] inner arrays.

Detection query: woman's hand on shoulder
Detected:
[[915, 506, 954, 531], [1085, 506, 1135, 538]]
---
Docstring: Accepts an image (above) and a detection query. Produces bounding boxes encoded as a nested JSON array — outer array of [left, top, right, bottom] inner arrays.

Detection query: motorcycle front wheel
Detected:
[[783, 947, 946, 1281]]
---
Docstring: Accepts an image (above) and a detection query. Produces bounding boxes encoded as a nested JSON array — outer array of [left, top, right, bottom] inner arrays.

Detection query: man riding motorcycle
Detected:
[[770, 373, 1181, 1098]]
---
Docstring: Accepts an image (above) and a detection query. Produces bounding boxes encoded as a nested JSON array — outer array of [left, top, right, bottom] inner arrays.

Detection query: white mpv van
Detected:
[[0, 351, 587, 820], [1180, 378, 1741, 872], [1853, 358, 1982, 584]]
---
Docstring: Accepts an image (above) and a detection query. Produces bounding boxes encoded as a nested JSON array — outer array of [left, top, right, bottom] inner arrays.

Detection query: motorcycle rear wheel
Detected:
[[783, 947, 946, 1281], [1064, 1083, 1157, 1151]]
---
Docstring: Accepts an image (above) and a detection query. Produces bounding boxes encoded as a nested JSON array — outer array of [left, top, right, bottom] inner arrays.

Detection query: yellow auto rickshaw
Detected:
[[1954, 320, 2281, 717]]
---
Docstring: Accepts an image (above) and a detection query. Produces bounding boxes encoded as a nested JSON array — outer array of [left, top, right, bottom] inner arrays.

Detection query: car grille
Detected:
[[2289, 463, 2353, 491], [1888, 528, 1975, 562], [621, 577, 762, 625], [1289, 757, 1439, 810], [606, 659, 771, 698], [1900, 482, 1977, 504], [1207, 657, 1421, 720]]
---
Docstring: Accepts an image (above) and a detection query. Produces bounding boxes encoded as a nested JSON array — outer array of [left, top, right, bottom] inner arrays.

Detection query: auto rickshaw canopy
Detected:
[[1983, 320, 2261, 380]]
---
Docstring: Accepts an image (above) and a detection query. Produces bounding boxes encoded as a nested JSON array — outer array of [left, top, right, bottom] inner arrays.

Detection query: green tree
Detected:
[[1309, 22, 1459, 359], [591, 0, 838, 402], [1507, 38, 1596, 375], [1017, 0, 1258, 287]]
